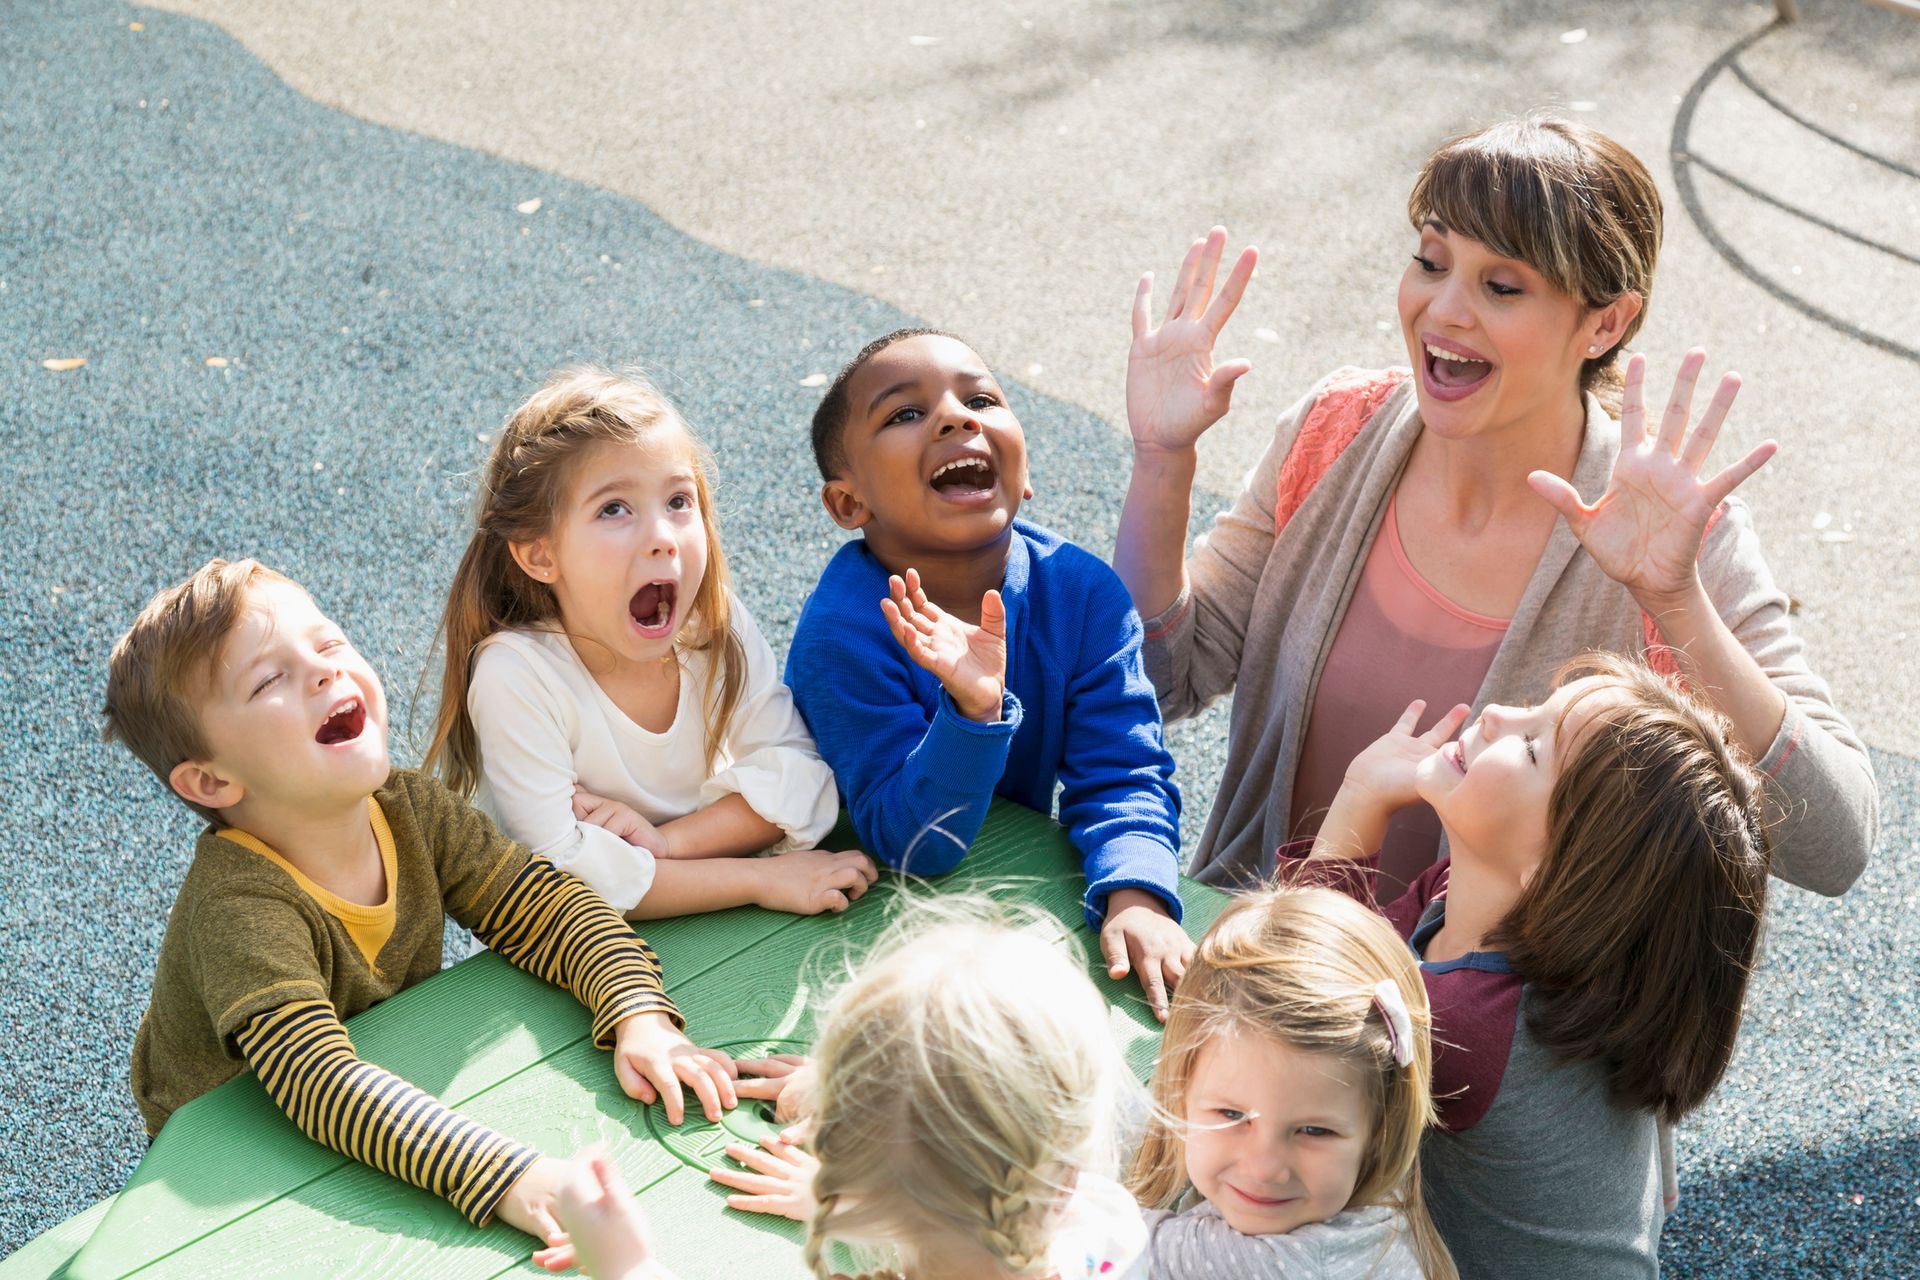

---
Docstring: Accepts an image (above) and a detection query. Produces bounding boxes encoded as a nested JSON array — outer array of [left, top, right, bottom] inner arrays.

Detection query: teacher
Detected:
[[1112, 117, 1876, 898]]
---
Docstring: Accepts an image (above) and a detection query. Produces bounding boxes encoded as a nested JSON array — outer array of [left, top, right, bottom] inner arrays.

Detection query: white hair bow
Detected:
[[1372, 979, 1415, 1068]]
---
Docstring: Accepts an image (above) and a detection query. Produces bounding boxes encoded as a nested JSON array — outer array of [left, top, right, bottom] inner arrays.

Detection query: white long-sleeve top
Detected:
[[467, 595, 839, 913]]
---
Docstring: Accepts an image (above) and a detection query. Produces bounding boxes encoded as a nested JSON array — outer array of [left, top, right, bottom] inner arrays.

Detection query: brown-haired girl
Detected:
[[1127, 885, 1458, 1279], [427, 366, 877, 920], [1114, 116, 1875, 902], [1296, 653, 1770, 1276]]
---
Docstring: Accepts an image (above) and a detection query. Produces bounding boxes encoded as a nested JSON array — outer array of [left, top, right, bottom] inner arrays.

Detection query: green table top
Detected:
[[32, 803, 1225, 1280]]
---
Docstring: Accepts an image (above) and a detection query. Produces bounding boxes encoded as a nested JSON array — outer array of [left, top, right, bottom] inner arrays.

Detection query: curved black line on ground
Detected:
[[1684, 151, 1920, 270], [1670, 22, 1920, 366], [1727, 61, 1920, 182]]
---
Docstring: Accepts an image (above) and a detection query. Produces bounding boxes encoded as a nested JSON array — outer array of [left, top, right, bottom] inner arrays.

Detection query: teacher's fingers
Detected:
[[1132, 272, 1154, 341], [1183, 227, 1227, 323], [1655, 349, 1707, 455], [1526, 470, 1590, 526], [1165, 236, 1205, 324], [1202, 244, 1258, 335], [1703, 440, 1778, 508], [1680, 372, 1742, 474], [1620, 353, 1648, 449], [1203, 359, 1253, 419]]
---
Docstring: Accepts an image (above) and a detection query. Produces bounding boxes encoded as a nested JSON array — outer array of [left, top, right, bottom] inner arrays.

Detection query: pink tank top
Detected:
[[1289, 495, 1510, 895]]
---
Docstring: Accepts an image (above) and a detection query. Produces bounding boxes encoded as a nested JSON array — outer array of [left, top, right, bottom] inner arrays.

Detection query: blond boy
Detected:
[[104, 559, 738, 1237]]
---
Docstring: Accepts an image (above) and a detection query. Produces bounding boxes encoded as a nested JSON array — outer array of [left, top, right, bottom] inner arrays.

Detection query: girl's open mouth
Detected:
[[1442, 740, 1468, 776], [927, 454, 997, 502], [1422, 340, 1492, 402], [629, 581, 677, 637], [315, 697, 366, 746]]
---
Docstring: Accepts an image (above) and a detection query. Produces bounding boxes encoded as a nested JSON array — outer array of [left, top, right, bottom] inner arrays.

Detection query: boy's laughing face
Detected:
[[173, 579, 391, 821], [822, 334, 1032, 563]]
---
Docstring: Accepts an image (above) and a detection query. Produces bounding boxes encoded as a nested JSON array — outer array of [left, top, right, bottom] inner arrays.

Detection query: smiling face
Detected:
[[186, 580, 391, 818], [1180, 1031, 1374, 1236], [1397, 221, 1633, 445], [821, 334, 1031, 564], [515, 432, 711, 671], [1415, 675, 1627, 877]]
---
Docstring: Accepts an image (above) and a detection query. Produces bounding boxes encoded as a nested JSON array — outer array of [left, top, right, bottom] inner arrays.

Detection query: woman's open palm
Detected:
[[1528, 351, 1775, 605], [1127, 227, 1258, 453]]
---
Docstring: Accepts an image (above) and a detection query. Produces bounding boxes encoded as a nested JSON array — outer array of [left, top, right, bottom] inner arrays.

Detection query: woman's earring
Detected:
[[1587, 345, 1599, 355]]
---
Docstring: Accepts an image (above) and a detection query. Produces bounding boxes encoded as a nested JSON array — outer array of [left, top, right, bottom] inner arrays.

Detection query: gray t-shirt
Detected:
[[1421, 987, 1663, 1278], [1122, 1199, 1423, 1279]]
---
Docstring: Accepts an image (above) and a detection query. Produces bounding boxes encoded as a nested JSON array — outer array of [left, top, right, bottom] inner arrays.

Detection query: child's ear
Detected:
[[509, 537, 559, 585], [170, 759, 243, 814], [820, 480, 872, 532]]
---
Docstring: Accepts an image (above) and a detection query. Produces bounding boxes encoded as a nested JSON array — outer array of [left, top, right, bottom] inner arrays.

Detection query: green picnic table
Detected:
[[8, 802, 1228, 1280]]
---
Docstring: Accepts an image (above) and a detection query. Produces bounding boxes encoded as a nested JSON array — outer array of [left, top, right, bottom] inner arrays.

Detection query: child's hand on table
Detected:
[[531, 1146, 678, 1279], [707, 1130, 819, 1221], [573, 787, 670, 857], [733, 1053, 819, 1127], [1100, 888, 1192, 1022], [881, 568, 1007, 724], [755, 849, 880, 915], [1315, 699, 1470, 862], [612, 1012, 738, 1124]]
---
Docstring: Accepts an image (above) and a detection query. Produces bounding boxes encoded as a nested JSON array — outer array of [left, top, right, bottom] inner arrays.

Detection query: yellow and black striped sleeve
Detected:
[[471, 854, 682, 1046], [235, 1000, 538, 1226]]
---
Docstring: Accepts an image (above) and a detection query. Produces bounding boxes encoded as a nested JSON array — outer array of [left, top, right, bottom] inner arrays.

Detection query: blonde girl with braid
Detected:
[[1126, 886, 1457, 1279], [428, 366, 877, 923], [706, 904, 1151, 1280]]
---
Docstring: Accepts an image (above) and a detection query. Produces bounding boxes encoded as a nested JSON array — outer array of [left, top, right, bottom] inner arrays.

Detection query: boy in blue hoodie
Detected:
[[784, 328, 1190, 1016]]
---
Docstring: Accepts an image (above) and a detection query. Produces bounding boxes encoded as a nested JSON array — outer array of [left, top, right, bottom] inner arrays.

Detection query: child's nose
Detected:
[[936, 398, 982, 435]]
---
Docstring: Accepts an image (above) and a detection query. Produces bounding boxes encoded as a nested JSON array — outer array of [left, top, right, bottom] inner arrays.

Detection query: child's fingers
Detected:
[[697, 1047, 740, 1079], [1419, 703, 1472, 746], [708, 1164, 787, 1196], [726, 1140, 799, 1176], [531, 1243, 577, 1273], [820, 888, 850, 914], [679, 1056, 730, 1118], [587, 1150, 628, 1201], [1098, 923, 1131, 980], [1134, 960, 1172, 1023], [734, 1058, 798, 1081], [778, 1123, 807, 1146], [1391, 699, 1427, 735], [724, 1192, 799, 1215], [615, 1052, 658, 1106], [651, 1058, 687, 1125], [733, 1077, 790, 1101], [979, 589, 1007, 640]]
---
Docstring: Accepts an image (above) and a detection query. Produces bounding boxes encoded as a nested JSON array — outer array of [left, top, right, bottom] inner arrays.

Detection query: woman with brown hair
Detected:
[[1113, 116, 1876, 901], [1290, 654, 1772, 1276]]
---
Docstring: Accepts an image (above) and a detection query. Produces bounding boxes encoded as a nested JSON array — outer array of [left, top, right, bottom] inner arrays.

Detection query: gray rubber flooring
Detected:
[[1, 2, 1915, 1273]]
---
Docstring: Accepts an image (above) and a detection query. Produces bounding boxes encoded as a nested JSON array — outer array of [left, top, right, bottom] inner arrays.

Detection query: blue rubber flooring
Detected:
[[1, 3, 1914, 1272]]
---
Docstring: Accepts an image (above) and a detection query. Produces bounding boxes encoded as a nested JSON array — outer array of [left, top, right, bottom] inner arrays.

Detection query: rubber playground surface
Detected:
[[1, 1, 1915, 1273]]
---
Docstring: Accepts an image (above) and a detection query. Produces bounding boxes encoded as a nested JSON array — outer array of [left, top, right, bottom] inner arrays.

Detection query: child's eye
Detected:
[[966, 393, 997, 410], [885, 406, 923, 426], [1298, 1125, 1336, 1138], [667, 492, 695, 512], [249, 672, 281, 699], [1524, 733, 1538, 764], [598, 500, 631, 519], [1213, 1108, 1248, 1124], [1412, 254, 1442, 274]]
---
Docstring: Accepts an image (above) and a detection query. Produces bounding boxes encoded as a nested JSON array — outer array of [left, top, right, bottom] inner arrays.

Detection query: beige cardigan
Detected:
[[1144, 368, 1878, 896]]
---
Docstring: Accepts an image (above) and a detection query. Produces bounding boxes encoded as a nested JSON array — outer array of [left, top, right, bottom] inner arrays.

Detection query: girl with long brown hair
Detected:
[[1298, 652, 1771, 1276], [426, 366, 876, 921]]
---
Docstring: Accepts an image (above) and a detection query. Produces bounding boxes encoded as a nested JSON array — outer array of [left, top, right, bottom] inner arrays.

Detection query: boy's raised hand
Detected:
[[881, 568, 1007, 723], [1099, 888, 1193, 1022], [1127, 227, 1258, 454], [611, 1012, 738, 1125]]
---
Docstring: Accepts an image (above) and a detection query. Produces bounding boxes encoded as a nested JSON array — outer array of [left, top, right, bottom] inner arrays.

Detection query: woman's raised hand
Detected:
[[1528, 351, 1776, 609], [1127, 227, 1258, 454]]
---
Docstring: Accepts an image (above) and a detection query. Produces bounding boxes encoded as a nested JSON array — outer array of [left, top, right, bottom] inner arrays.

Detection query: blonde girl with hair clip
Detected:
[[1125, 885, 1457, 1280], [428, 366, 878, 922], [693, 901, 1151, 1280]]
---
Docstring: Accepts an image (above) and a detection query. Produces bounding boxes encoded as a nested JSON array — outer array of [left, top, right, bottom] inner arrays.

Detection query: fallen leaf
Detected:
[[129, 21, 144, 31], [1560, 27, 1587, 43], [908, 34, 941, 46], [1254, 327, 1280, 344], [41, 357, 86, 371], [748, 298, 766, 308], [1374, 320, 1394, 332], [1818, 531, 1856, 544], [1812, 511, 1833, 530], [800, 373, 829, 387], [516, 197, 543, 215], [1026, 363, 1043, 377], [204, 356, 229, 368]]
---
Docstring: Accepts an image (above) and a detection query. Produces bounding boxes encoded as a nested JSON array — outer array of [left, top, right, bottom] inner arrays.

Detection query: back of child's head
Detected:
[[1494, 653, 1770, 1124], [1129, 884, 1456, 1279], [103, 558, 299, 824], [426, 365, 741, 793], [803, 900, 1125, 1279], [1409, 115, 1661, 412], [809, 327, 961, 481]]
